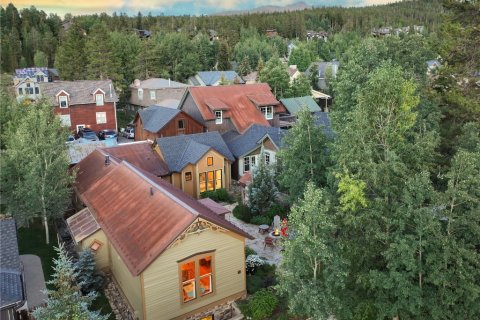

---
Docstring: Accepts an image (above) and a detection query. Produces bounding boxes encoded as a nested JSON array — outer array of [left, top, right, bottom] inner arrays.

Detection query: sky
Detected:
[[6, 0, 399, 17]]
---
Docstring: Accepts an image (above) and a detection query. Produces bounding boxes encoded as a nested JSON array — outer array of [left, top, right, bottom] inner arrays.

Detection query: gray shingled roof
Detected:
[[0, 219, 24, 307], [139, 105, 181, 133], [196, 71, 245, 85], [313, 111, 334, 137], [223, 124, 286, 158], [39, 80, 118, 106], [156, 132, 235, 172], [130, 78, 187, 89]]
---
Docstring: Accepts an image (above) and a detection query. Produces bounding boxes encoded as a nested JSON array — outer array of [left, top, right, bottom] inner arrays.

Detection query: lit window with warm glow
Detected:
[[181, 261, 196, 302], [179, 254, 214, 303]]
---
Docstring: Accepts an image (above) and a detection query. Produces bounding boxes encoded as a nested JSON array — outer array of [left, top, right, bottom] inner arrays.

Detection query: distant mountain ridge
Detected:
[[214, 1, 312, 16]]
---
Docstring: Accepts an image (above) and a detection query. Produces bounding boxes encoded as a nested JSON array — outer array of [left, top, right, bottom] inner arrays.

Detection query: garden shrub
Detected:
[[250, 215, 272, 226], [246, 254, 265, 275], [245, 246, 257, 256], [74, 248, 105, 293], [233, 203, 253, 223], [249, 289, 279, 320], [265, 203, 289, 221], [200, 188, 233, 203], [246, 262, 277, 294]]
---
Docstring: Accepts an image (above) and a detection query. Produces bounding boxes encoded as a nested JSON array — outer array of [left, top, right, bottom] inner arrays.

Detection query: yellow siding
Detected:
[[110, 245, 144, 320], [142, 228, 246, 319], [171, 173, 182, 189], [195, 150, 229, 198], [182, 164, 196, 197], [79, 230, 110, 270]]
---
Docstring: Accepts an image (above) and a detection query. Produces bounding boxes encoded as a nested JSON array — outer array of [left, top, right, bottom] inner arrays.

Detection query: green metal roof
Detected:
[[280, 96, 321, 115]]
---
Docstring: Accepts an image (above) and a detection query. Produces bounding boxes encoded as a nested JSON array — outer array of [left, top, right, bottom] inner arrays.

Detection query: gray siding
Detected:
[[129, 87, 187, 108], [180, 93, 206, 125]]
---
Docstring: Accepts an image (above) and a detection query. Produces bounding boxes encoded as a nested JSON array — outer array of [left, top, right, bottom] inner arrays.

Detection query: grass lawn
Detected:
[[17, 219, 114, 319]]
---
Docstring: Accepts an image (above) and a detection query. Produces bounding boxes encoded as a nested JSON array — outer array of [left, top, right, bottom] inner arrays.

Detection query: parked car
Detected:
[[98, 129, 118, 140], [78, 129, 99, 141], [123, 127, 135, 139]]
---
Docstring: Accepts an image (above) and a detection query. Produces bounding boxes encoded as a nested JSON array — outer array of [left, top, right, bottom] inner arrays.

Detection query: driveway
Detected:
[[20, 254, 47, 310]]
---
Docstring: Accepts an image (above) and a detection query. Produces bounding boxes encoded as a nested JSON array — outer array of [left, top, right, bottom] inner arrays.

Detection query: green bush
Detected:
[[247, 263, 276, 294], [245, 246, 257, 256], [199, 188, 233, 203], [250, 215, 272, 226], [249, 289, 279, 320], [265, 203, 289, 221], [233, 204, 253, 223]]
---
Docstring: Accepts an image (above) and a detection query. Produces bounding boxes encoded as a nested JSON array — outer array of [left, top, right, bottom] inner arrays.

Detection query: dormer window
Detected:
[[138, 88, 143, 100], [95, 93, 104, 106], [261, 106, 273, 120], [215, 111, 222, 124], [36, 75, 44, 82], [59, 96, 68, 108]]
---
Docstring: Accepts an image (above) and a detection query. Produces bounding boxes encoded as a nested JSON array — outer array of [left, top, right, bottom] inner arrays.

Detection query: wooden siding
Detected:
[[79, 229, 110, 270], [110, 245, 144, 319], [135, 111, 204, 142], [142, 227, 246, 320], [204, 118, 237, 134], [55, 102, 117, 133], [195, 150, 230, 198]]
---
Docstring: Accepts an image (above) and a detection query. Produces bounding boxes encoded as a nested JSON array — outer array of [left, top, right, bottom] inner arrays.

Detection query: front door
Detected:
[[76, 124, 85, 133]]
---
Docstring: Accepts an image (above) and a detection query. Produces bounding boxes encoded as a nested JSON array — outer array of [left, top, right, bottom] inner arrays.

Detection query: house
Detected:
[[223, 125, 285, 179], [134, 105, 204, 141], [156, 132, 235, 198], [0, 219, 26, 319], [287, 65, 302, 83], [311, 89, 332, 112], [40, 80, 118, 133], [188, 71, 245, 86], [306, 30, 328, 41], [14, 67, 59, 102], [279, 96, 322, 128], [371, 27, 392, 37], [68, 149, 252, 319], [179, 84, 286, 134], [243, 71, 258, 84], [305, 60, 340, 90], [134, 29, 151, 39], [265, 29, 278, 38], [128, 78, 189, 112]]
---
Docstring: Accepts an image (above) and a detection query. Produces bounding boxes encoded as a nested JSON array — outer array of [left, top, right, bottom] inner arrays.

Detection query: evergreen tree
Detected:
[[309, 63, 319, 90], [55, 21, 87, 80], [277, 183, 347, 319], [288, 44, 315, 71], [217, 40, 231, 70], [277, 108, 330, 202], [256, 57, 265, 73], [237, 56, 251, 76], [285, 74, 311, 98], [135, 36, 159, 79], [258, 56, 290, 98], [247, 151, 277, 215], [75, 249, 105, 294], [34, 51, 48, 67], [1, 100, 74, 243], [32, 245, 108, 320], [85, 22, 119, 80]]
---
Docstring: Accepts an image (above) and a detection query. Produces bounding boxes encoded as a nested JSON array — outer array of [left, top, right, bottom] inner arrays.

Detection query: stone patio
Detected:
[[223, 204, 283, 265]]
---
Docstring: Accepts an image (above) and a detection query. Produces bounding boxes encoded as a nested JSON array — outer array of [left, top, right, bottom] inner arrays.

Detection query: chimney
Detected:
[[109, 83, 113, 98], [104, 155, 110, 166]]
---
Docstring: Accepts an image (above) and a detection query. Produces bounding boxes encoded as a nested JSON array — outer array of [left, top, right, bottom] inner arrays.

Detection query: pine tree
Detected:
[[75, 249, 105, 294], [85, 22, 119, 81], [247, 150, 277, 215], [32, 245, 109, 320], [55, 21, 87, 80], [217, 40, 231, 70], [258, 56, 290, 98], [237, 56, 251, 76], [34, 51, 48, 67]]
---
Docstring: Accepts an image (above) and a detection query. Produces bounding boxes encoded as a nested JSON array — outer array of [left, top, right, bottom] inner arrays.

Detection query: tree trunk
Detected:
[[43, 214, 50, 244]]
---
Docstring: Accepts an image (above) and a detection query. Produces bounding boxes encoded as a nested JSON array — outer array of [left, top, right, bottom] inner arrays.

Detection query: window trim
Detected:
[[215, 110, 222, 124], [261, 106, 273, 120], [95, 93, 104, 106], [178, 251, 216, 305], [59, 95, 69, 108], [199, 170, 222, 193], [178, 119, 185, 129], [264, 152, 270, 165], [243, 155, 257, 173], [185, 172, 192, 181], [96, 112, 107, 124], [150, 90, 156, 100], [207, 157, 214, 166], [89, 239, 104, 252], [59, 114, 71, 127], [138, 88, 143, 100]]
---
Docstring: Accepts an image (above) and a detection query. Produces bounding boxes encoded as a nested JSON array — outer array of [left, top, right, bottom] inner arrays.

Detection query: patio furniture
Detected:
[[258, 224, 270, 234], [264, 236, 274, 249]]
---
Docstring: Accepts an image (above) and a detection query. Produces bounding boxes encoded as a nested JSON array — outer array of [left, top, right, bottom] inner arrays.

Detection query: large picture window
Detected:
[[180, 254, 214, 303], [199, 170, 222, 193]]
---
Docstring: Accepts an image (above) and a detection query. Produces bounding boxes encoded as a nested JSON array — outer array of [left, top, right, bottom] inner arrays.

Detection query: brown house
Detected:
[[40, 80, 118, 133], [134, 105, 204, 141], [155, 132, 236, 199], [67, 149, 253, 320], [179, 84, 286, 134]]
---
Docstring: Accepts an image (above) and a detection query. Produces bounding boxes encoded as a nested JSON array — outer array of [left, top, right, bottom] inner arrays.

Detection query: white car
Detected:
[[124, 127, 135, 139]]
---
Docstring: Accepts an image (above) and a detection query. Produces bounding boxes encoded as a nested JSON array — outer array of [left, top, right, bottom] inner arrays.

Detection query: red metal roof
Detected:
[[100, 141, 170, 176], [247, 94, 281, 107], [187, 84, 284, 133], [74, 150, 253, 276]]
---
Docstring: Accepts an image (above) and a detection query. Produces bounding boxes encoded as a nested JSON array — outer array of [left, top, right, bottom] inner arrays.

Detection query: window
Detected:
[[35, 87, 39, 94], [36, 75, 44, 82], [59, 115, 71, 127], [265, 152, 270, 165], [95, 93, 104, 106], [18, 88, 23, 95], [179, 254, 214, 303], [261, 106, 273, 120], [199, 170, 222, 193], [207, 157, 213, 166], [185, 172, 192, 181], [178, 119, 185, 129], [26, 83, 33, 94], [59, 96, 68, 108], [150, 90, 156, 100], [90, 240, 103, 252], [76, 124, 85, 133], [243, 155, 256, 173], [215, 111, 222, 124], [138, 88, 143, 100], [96, 112, 107, 124]]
